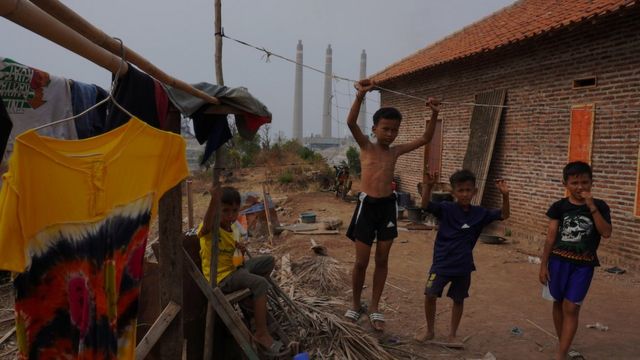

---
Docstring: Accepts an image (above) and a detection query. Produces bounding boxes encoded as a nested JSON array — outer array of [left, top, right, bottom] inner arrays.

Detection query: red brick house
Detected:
[[373, 0, 640, 267]]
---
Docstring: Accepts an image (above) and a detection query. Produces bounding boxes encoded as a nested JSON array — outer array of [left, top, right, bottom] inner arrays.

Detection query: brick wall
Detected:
[[379, 7, 640, 267]]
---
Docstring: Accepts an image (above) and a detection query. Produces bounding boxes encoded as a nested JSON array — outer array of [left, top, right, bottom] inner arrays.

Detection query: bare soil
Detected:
[[1, 170, 638, 359]]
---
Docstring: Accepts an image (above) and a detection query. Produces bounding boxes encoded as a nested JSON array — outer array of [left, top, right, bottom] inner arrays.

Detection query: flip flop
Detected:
[[258, 339, 287, 357], [369, 312, 385, 332], [344, 304, 367, 322], [568, 350, 585, 359]]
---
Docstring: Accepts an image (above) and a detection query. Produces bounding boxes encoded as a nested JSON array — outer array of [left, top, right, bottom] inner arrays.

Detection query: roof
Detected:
[[373, 0, 638, 83]]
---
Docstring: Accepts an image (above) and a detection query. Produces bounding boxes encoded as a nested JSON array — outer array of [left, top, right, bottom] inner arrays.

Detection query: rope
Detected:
[[221, 32, 640, 115]]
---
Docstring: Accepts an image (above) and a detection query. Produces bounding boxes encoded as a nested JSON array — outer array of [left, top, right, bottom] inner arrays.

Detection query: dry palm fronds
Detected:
[[290, 255, 347, 295], [271, 294, 395, 360]]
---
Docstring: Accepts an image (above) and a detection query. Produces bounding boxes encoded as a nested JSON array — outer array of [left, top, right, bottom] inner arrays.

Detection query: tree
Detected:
[[346, 146, 361, 176]]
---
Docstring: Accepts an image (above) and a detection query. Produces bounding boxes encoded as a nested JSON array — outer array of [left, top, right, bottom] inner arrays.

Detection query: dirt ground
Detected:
[[230, 172, 640, 360], [1, 169, 638, 359]]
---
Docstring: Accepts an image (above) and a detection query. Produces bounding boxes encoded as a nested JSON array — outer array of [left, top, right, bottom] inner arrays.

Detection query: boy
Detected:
[[539, 161, 611, 360], [344, 79, 440, 331], [416, 170, 509, 342], [198, 186, 281, 353]]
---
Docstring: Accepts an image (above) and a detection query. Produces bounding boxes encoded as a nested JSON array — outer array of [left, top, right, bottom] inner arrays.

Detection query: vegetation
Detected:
[[346, 146, 361, 176]]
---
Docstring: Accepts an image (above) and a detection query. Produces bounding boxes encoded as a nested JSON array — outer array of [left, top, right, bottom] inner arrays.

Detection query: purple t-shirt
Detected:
[[425, 201, 502, 276]]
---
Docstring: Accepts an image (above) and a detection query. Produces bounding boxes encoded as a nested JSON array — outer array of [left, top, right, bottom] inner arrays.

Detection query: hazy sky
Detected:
[[1, 0, 514, 138]]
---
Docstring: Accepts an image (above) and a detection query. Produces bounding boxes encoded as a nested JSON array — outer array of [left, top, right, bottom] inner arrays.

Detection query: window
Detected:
[[424, 118, 443, 174], [568, 104, 594, 164], [573, 76, 597, 89], [635, 146, 640, 217]]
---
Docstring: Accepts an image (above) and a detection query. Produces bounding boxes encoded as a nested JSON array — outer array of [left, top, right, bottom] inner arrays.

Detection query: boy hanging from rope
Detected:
[[344, 79, 440, 331]]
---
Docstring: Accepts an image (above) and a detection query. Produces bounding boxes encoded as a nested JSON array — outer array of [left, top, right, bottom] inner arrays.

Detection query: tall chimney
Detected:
[[357, 49, 367, 133], [322, 44, 332, 138], [292, 40, 303, 142]]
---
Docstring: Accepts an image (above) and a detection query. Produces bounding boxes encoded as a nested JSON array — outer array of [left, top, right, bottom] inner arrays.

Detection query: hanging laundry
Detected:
[[165, 83, 272, 163], [104, 63, 159, 132], [0, 57, 77, 164], [0, 117, 188, 359], [154, 80, 170, 130], [193, 111, 232, 165], [70, 80, 108, 139], [0, 96, 11, 171]]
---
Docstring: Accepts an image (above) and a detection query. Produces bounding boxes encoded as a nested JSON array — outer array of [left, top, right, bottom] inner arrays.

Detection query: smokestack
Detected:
[[292, 40, 303, 142], [322, 44, 332, 138], [357, 49, 367, 133]]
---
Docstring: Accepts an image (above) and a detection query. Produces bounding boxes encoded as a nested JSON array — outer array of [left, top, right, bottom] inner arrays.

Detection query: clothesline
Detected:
[[221, 32, 640, 115]]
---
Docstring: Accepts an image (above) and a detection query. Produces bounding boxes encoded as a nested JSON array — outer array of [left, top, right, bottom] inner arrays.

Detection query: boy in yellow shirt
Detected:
[[198, 186, 279, 353]]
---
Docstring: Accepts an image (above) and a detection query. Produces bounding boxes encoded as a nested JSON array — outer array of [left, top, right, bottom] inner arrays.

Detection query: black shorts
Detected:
[[346, 192, 398, 246], [424, 272, 471, 303]]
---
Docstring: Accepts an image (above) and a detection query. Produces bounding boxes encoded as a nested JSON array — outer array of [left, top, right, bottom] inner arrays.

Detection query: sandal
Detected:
[[568, 350, 585, 360], [369, 312, 385, 332], [257, 339, 288, 357], [344, 307, 365, 323]]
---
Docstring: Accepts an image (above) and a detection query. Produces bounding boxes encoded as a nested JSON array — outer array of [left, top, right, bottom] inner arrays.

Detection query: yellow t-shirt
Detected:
[[199, 222, 240, 284], [0, 117, 189, 359]]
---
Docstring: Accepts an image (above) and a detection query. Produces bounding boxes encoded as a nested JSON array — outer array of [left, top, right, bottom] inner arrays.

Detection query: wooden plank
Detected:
[[157, 109, 184, 360], [186, 179, 194, 229], [183, 249, 259, 360], [568, 104, 594, 163], [225, 288, 251, 304], [462, 90, 507, 205], [136, 302, 182, 360], [262, 183, 274, 245]]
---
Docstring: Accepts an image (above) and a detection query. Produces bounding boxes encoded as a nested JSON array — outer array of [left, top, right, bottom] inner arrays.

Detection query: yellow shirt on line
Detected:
[[199, 221, 241, 285], [0, 117, 189, 359]]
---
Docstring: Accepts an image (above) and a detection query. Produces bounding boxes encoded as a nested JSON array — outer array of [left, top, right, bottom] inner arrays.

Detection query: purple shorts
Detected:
[[548, 257, 594, 304], [424, 272, 471, 303]]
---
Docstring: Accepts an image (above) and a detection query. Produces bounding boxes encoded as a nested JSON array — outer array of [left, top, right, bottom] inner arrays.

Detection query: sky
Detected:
[[1, 0, 515, 139]]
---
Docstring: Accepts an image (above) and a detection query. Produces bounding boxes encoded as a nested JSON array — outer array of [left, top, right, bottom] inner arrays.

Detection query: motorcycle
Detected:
[[333, 165, 352, 200]]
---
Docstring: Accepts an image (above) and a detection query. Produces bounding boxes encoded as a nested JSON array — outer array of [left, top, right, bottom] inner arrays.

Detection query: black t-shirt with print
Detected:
[[546, 197, 611, 266]]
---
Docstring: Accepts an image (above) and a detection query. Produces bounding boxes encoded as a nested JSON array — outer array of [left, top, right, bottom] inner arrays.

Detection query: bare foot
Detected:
[[414, 328, 435, 342], [446, 335, 457, 343]]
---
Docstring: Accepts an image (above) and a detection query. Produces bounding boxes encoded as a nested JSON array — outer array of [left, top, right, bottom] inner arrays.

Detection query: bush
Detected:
[[278, 170, 294, 184], [346, 146, 361, 176]]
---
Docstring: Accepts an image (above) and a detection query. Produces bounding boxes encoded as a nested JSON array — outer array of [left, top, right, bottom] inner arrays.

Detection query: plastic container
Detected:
[[300, 212, 316, 223], [395, 191, 412, 208], [293, 353, 310, 360], [232, 248, 244, 267]]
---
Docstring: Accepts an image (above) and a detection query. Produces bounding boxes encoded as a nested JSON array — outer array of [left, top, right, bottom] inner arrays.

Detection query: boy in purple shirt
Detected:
[[415, 169, 510, 343]]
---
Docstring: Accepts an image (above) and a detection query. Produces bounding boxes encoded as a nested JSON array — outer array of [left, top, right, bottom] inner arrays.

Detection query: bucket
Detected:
[[395, 191, 412, 208], [406, 206, 424, 222], [300, 212, 316, 224], [431, 191, 453, 203]]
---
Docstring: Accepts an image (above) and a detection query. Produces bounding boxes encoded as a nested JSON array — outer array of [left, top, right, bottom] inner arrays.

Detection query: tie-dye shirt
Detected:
[[0, 117, 188, 359]]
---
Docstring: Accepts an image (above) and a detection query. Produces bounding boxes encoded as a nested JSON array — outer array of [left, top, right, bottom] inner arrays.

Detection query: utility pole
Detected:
[[292, 40, 303, 142], [204, 0, 224, 359], [322, 44, 332, 138]]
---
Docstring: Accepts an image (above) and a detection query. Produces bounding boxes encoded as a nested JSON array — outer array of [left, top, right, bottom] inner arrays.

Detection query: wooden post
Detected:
[[186, 179, 194, 229], [262, 183, 274, 245], [203, 1, 225, 359], [157, 109, 184, 360]]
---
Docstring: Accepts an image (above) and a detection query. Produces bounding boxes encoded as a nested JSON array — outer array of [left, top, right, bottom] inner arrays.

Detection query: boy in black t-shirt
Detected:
[[539, 161, 612, 360]]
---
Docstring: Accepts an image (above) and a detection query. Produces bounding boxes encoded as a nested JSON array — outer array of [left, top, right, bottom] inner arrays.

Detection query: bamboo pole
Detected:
[[30, 0, 219, 104], [0, 0, 126, 75], [203, 1, 225, 358]]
